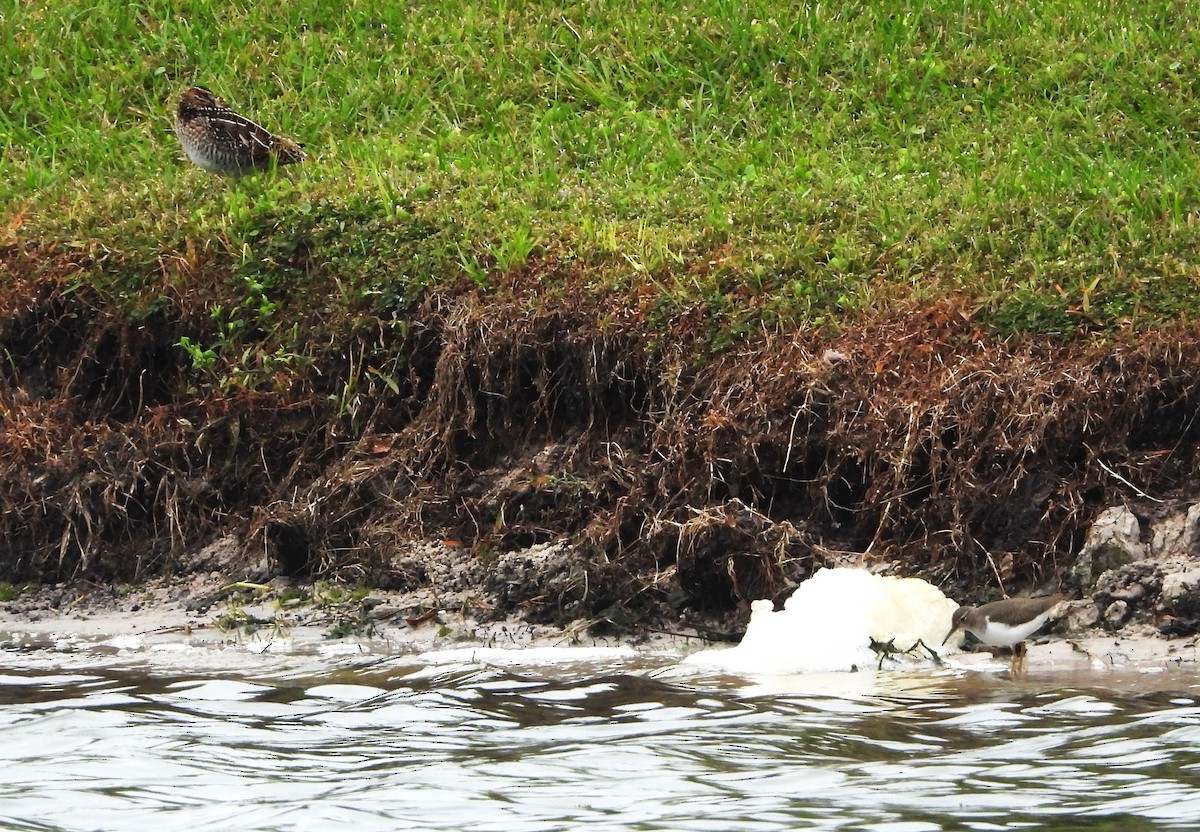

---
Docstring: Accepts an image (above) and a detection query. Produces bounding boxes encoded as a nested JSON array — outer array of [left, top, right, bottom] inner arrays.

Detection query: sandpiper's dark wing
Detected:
[[983, 595, 1064, 626]]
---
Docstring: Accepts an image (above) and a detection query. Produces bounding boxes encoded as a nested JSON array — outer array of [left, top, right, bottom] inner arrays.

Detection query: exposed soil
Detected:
[[5, 243, 1200, 640]]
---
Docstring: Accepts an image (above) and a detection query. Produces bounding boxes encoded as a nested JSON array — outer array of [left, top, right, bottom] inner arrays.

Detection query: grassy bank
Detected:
[[5, 0, 1200, 342]]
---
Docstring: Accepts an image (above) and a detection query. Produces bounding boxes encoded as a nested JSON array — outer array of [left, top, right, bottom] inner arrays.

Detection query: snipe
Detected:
[[174, 86, 306, 175]]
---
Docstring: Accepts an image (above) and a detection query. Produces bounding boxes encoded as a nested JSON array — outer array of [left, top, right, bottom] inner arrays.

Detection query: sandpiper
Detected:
[[174, 86, 306, 175], [942, 595, 1065, 673]]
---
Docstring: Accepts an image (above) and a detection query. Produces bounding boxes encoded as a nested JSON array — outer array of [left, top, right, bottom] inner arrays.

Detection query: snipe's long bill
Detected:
[[174, 86, 306, 176]]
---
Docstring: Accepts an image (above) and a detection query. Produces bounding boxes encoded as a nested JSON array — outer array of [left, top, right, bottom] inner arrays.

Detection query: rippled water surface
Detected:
[[2, 646, 1199, 831]]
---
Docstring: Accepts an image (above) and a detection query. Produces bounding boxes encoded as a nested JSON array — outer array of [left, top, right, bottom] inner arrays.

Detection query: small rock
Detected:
[[1099, 578, 1142, 602], [1104, 600, 1130, 629], [1150, 503, 1200, 560], [1064, 601, 1101, 632], [1071, 506, 1145, 591], [1125, 583, 1147, 603], [1093, 560, 1162, 605], [1162, 567, 1200, 600], [1162, 567, 1200, 618]]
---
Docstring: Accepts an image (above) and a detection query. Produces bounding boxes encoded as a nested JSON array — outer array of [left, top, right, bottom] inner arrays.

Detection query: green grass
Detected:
[[4, 0, 1200, 341]]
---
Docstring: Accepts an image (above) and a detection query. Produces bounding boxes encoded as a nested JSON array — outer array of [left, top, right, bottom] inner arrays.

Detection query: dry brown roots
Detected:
[[4, 251, 1200, 626]]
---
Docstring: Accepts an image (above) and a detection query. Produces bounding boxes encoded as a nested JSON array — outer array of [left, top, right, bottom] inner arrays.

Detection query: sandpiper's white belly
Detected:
[[971, 610, 1055, 646]]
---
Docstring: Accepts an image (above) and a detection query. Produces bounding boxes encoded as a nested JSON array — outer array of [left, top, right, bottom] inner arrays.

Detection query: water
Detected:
[[2, 644, 1199, 831]]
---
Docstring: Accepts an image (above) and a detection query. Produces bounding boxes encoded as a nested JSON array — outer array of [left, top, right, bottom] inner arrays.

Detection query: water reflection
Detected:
[[0, 652, 1199, 831]]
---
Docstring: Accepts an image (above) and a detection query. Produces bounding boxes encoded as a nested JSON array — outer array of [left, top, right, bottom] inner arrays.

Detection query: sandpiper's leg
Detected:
[[1011, 642, 1027, 675]]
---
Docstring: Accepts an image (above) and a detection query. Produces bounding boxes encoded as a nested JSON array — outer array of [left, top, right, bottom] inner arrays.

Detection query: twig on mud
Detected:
[[1088, 445, 1164, 504], [910, 638, 945, 665], [138, 624, 197, 636], [869, 636, 944, 669], [223, 580, 272, 593], [782, 406, 803, 474]]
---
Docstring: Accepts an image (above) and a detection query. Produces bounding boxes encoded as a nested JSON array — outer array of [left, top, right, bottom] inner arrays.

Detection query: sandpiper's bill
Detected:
[[174, 86, 306, 176], [942, 595, 1065, 673]]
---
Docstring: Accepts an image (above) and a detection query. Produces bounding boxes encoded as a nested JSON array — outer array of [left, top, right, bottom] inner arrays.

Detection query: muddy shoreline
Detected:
[[1, 582, 1196, 682], [2, 542, 1198, 680]]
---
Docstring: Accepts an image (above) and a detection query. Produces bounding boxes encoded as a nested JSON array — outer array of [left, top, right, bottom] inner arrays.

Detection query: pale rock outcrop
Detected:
[[1071, 506, 1144, 591]]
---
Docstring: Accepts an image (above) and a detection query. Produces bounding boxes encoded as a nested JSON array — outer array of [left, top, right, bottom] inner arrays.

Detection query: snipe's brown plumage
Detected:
[[174, 86, 306, 175]]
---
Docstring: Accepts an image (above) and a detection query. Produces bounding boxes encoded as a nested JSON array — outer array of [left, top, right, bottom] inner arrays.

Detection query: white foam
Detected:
[[149, 642, 197, 653], [316, 641, 369, 657], [99, 635, 143, 651], [683, 567, 958, 675]]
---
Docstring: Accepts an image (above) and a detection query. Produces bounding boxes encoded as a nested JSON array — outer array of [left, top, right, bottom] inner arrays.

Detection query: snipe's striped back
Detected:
[[174, 86, 306, 176]]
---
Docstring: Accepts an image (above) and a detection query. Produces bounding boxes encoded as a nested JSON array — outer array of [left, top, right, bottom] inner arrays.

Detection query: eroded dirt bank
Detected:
[[4, 247, 1200, 643]]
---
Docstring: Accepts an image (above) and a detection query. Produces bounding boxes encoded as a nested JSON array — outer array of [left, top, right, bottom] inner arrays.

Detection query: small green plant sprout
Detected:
[[489, 223, 539, 271], [177, 336, 217, 370]]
